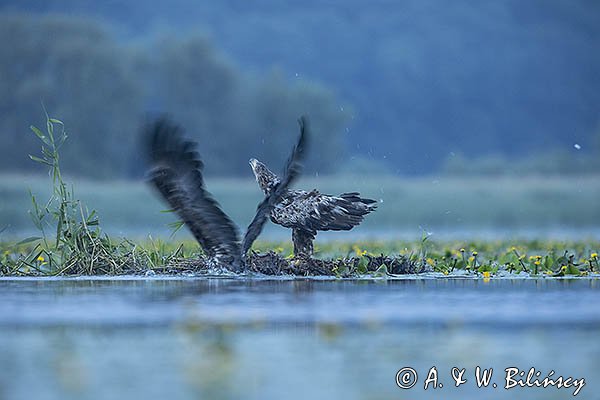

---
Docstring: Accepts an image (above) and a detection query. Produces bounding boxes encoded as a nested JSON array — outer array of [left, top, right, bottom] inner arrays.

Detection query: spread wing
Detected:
[[145, 116, 242, 270], [242, 115, 309, 255]]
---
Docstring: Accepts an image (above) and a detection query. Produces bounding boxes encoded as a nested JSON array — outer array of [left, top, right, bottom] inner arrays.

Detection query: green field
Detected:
[[1, 173, 599, 239]]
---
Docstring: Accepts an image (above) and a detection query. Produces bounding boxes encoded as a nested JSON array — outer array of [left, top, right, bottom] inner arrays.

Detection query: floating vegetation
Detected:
[[2, 237, 598, 277]]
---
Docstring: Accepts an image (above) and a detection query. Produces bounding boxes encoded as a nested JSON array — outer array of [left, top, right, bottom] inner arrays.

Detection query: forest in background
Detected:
[[1, 1, 599, 178], [0, 14, 346, 178]]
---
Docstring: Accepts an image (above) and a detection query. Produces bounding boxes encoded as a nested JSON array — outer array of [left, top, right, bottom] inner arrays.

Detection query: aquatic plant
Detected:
[[0, 112, 183, 275]]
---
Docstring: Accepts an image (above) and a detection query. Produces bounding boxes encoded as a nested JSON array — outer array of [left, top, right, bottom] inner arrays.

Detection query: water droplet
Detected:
[[574, 143, 581, 150]]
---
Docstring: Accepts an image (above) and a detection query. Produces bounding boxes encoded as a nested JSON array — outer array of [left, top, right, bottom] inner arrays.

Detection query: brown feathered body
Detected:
[[250, 159, 377, 256]]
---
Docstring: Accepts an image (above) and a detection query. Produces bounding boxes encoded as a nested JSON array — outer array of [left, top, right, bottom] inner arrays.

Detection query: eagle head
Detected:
[[249, 158, 280, 195]]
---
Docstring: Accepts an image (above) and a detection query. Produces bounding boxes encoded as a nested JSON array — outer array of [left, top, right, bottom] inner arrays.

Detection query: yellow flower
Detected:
[[545, 270, 553, 275], [534, 261, 541, 266], [561, 265, 567, 272], [535, 255, 542, 260], [426, 258, 434, 266], [353, 245, 364, 257], [472, 251, 478, 256], [591, 253, 598, 259], [37, 255, 45, 262], [460, 248, 465, 253], [482, 271, 491, 279], [468, 256, 475, 263]]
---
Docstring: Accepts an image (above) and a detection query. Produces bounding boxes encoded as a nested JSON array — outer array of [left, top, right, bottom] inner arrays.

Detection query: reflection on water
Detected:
[[0, 278, 599, 400]]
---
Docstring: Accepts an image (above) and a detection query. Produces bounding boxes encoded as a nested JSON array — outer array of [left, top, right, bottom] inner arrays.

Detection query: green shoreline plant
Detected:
[[0, 113, 189, 275], [27, 112, 99, 267]]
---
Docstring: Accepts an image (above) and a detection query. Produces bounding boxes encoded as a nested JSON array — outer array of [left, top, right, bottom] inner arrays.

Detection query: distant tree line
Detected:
[[2, 0, 600, 177], [8, 0, 599, 175], [0, 14, 348, 178]]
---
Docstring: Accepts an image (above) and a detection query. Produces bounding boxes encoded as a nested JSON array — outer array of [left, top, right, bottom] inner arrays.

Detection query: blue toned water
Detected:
[[0, 277, 598, 400]]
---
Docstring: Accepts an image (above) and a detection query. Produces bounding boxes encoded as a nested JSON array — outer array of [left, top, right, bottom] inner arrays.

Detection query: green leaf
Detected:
[[478, 264, 491, 273], [42, 147, 54, 159], [566, 265, 581, 276], [30, 125, 51, 146], [56, 133, 67, 148], [86, 218, 100, 226], [168, 220, 185, 238], [373, 264, 388, 277], [356, 256, 368, 274], [555, 255, 569, 268], [16, 236, 43, 245], [55, 209, 63, 245], [29, 155, 52, 166]]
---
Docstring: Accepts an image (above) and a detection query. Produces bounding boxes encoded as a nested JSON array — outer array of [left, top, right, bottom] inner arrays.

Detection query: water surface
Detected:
[[0, 277, 598, 400]]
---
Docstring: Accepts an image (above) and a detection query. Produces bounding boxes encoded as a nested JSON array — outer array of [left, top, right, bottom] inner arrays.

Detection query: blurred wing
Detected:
[[276, 115, 308, 193], [146, 116, 242, 268], [242, 115, 309, 255], [240, 196, 271, 256]]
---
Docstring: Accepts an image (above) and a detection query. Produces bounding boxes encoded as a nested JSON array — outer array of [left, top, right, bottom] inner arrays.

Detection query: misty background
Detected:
[[1, 1, 599, 239]]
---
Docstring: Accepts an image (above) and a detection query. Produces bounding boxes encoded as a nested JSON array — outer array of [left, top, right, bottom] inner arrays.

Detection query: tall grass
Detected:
[[0, 113, 186, 275]]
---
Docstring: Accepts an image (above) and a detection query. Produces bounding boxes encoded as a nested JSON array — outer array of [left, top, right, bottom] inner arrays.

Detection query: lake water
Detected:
[[0, 277, 598, 400]]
